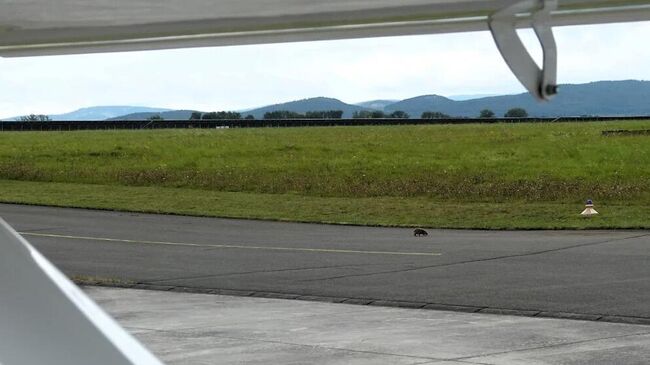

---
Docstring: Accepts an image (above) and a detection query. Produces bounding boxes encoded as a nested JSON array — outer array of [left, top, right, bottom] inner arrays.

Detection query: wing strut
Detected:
[[489, 0, 558, 101]]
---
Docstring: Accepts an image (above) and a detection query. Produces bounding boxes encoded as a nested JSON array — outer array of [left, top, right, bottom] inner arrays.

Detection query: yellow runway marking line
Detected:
[[19, 232, 442, 257]]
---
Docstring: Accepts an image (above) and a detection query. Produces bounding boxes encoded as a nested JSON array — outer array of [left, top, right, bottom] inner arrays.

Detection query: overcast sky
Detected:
[[1, 21, 649, 118]]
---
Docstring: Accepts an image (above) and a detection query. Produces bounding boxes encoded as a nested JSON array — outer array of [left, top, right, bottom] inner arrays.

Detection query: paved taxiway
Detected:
[[2, 203, 649, 320], [90, 286, 650, 365]]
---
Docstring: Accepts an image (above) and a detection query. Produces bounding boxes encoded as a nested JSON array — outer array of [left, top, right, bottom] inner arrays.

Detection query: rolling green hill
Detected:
[[5, 106, 170, 121], [107, 110, 199, 120], [245, 97, 369, 119], [31, 79, 649, 121], [385, 80, 650, 117]]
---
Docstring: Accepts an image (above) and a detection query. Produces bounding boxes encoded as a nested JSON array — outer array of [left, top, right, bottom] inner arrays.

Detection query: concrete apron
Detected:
[[86, 286, 650, 365]]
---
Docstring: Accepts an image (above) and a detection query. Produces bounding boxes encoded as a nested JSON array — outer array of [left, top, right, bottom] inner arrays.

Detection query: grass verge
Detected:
[[1, 179, 647, 229], [0, 122, 648, 229], [1, 122, 649, 200]]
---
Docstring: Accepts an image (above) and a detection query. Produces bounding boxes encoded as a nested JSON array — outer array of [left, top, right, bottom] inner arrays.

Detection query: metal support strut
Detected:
[[489, 0, 558, 101]]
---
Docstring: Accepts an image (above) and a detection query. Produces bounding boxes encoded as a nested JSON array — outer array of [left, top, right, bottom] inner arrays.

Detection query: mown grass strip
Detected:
[[1, 180, 647, 229], [0, 122, 648, 201], [0, 122, 648, 229]]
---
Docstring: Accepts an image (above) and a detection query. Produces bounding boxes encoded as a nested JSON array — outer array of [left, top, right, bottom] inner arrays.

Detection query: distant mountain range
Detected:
[[4, 106, 170, 121], [5, 80, 650, 121], [106, 110, 198, 121], [447, 93, 499, 101], [244, 97, 369, 119], [384, 80, 650, 117], [243, 80, 650, 118]]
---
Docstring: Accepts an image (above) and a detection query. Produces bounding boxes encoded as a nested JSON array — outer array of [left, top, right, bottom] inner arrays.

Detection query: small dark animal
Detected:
[[413, 228, 428, 237]]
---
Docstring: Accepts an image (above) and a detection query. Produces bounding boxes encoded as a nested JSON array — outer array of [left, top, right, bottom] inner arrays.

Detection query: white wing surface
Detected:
[[0, 219, 164, 365], [0, 0, 648, 57], [2, 1, 648, 99]]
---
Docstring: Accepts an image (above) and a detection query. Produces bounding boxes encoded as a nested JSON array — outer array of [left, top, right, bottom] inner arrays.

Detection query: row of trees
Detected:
[[263, 110, 344, 119], [421, 108, 528, 118], [14, 107, 529, 122], [19, 114, 52, 121], [188, 110, 347, 120], [190, 111, 247, 120], [503, 108, 528, 117], [189, 108, 529, 120], [422, 111, 450, 119], [352, 110, 411, 118]]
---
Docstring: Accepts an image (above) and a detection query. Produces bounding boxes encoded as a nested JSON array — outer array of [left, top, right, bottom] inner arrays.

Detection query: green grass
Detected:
[[0, 121, 648, 229]]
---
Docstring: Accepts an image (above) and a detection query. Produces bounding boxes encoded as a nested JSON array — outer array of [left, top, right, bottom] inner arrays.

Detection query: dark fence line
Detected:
[[602, 129, 650, 136], [1, 116, 649, 132]]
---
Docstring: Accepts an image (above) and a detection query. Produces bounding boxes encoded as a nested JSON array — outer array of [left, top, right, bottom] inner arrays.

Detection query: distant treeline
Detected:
[[262, 110, 344, 119], [262, 110, 415, 119], [187, 109, 438, 120], [190, 111, 246, 120], [4, 116, 649, 132], [186, 110, 349, 120], [173, 108, 526, 121], [12, 107, 530, 122], [11, 107, 581, 123]]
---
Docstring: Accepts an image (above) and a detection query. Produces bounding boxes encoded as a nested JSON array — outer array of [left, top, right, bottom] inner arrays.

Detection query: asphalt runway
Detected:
[[2, 203, 649, 320]]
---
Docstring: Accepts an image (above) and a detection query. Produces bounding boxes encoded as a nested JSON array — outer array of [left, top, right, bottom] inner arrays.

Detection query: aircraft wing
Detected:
[[0, 0, 647, 58], [2, 0, 649, 100], [0, 218, 164, 365], [0, 0, 650, 57]]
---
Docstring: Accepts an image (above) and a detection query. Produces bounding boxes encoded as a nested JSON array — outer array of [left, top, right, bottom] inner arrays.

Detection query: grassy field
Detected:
[[0, 121, 648, 229]]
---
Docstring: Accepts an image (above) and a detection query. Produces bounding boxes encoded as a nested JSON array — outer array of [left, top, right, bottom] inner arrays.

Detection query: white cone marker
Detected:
[[580, 199, 599, 216]]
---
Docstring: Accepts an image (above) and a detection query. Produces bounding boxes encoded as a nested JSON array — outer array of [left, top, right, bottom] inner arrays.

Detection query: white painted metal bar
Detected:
[[0, 1, 649, 57], [0, 218, 164, 365], [489, 0, 558, 101]]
